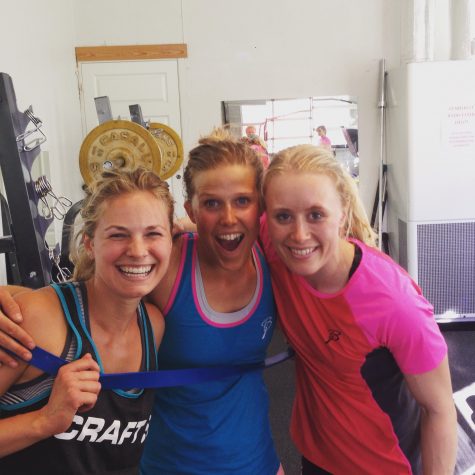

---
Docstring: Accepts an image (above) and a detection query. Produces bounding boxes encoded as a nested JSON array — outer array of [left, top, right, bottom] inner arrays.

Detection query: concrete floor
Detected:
[[264, 328, 300, 475]]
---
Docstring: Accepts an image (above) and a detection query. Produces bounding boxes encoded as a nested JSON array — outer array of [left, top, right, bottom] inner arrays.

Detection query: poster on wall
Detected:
[[442, 102, 475, 159]]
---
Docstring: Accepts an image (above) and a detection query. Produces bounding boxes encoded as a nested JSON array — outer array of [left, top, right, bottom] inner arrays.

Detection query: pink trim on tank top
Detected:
[[191, 243, 264, 328], [162, 234, 190, 315], [276, 464, 285, 475]]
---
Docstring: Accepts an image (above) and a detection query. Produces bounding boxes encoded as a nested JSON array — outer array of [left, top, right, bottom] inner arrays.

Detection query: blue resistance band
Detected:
[[25, 346, 295, 390]]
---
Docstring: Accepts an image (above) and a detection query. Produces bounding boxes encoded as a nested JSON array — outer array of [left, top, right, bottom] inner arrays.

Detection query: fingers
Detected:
[[40, 371, 101, 436], [57, 353, 100, 378], [0, 290, 23, 323], [73, 353, 101, 373], [76, 378, 102, 413], [78, 399, 99, 414], [74, 370, 102, 382], [0, 312, 35, 349], [0, 318, 35, 367], [50, 354, 101, 414]]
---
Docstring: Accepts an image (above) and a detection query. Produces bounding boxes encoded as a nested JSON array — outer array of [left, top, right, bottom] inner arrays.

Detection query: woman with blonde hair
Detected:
[[260, 144, 456, 474], [0, 168, 173, 474]]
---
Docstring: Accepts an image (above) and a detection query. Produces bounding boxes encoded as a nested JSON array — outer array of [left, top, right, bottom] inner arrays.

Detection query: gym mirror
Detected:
[[222, 95, 359, 178]]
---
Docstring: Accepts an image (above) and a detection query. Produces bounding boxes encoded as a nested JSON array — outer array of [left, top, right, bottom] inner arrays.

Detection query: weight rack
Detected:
[[0, 72, 53, 287]]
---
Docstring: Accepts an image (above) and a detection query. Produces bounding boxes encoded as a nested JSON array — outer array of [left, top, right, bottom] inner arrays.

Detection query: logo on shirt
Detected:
[[54, 415, 151, 445], [324, 329, 342, 344], [261, 316, 273, 340]]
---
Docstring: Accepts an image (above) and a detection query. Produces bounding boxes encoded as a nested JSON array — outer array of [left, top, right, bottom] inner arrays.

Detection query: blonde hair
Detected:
[[263, 144, 376, 247], [184, 127, 263, 202], [71, 168, 174, 281]]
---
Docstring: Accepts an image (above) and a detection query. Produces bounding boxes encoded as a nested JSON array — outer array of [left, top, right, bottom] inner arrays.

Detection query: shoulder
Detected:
[[143, 301, 165, 348], [148, 233, 188, 310], [351, 243, 445, 372], [353, 241, 422, 298], [14, 287, 67, 350], [7, 286, 68, 383], [348, 241, 433, 331], [14, 285, 61, 314]]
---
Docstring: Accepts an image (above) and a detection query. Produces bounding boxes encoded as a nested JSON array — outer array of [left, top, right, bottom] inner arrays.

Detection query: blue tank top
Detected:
[[0, 282, 158, 475], [141, 233, 279, 475]]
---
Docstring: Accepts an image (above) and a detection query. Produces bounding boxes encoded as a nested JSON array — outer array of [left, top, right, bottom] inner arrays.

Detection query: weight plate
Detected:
[[148, 122, 184, 180], [79, 120, 162, 184]]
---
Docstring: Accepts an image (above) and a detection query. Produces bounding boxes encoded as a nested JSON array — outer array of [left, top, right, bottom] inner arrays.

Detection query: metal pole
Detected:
[[377, 59, 387, 250]]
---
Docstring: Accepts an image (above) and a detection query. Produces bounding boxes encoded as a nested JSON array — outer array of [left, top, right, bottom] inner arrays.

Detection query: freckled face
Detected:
[[265, 172, 348, 286], [85, 191, 172, 300], [185, 164, 260, 272]]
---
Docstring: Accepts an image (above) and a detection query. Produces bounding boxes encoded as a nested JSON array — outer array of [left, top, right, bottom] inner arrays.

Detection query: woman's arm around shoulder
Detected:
[[0, 288, 101, 457], [144, 302, 165, 350], [147, 233, 186, 311], [0, 285, 36, 366], [404, 355, 457, 474]]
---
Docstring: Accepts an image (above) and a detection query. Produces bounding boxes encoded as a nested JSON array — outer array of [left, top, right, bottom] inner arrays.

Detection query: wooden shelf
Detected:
[[75, 44, 187, 62]]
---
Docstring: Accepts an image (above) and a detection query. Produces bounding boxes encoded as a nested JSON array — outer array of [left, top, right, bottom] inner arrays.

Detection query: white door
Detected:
[[78, 60, 185, 217]]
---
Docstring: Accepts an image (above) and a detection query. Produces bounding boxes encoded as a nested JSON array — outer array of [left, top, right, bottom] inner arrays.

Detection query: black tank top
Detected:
[[0, 282, 158, 475]]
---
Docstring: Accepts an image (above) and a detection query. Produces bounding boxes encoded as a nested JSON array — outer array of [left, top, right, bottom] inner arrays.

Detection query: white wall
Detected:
[[1, 0, 83, 205], [71, 0, 403, 211], [72, 0, 184, 46], [1, 0, 403, 218], [179, 0, 401, 210]]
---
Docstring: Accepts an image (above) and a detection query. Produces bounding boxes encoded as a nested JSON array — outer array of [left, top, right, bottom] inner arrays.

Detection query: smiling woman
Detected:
[[265, 172, 352, 292], [82, 191, 172, 300], [260, 144, 457, 474], [0, 168, 173, 474], [71, 170, 174, 284]]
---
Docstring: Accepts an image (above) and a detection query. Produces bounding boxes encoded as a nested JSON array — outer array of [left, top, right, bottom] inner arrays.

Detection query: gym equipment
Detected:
[[148, 122, 184, 180], [0, 77, 185, 287], [0, 73, 57, 287], [94, 96, 113, 124], [79, 120, 162, 185], [129, 104, 146, 128], [80, 96, 184, 184], [60, 101, 185, 278], [34, 175, 72, 220]]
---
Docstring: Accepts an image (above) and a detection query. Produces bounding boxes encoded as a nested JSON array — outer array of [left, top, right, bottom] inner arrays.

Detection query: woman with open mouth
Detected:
[[140, 128, 282, 474]]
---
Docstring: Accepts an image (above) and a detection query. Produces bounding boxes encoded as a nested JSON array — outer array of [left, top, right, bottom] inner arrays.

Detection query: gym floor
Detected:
[[264, 328, 300, 474]]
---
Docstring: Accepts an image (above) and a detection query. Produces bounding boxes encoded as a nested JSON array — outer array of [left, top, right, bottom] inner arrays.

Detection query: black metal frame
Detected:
[[57, 199, 83, 276], [0, 72, 53, 287]]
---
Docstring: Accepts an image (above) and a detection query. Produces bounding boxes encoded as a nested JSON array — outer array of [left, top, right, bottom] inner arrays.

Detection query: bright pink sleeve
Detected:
[[349, 248, 447, 375], [382, 280, 447, 374]]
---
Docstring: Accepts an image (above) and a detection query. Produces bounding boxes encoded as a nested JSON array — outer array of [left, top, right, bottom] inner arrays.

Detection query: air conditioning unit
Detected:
[[386, 61, 475, 318]]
